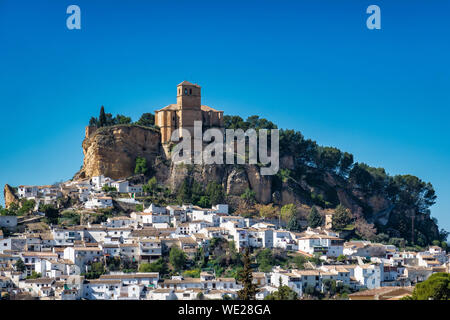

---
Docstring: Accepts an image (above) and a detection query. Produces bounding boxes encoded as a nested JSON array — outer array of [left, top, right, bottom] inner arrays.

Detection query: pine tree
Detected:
[[332, 204, 352, 231], [99, 105, 107, 127], [237, 248, 258, 300], [287, 212, 301, 231], [308, 206, 323, 228]]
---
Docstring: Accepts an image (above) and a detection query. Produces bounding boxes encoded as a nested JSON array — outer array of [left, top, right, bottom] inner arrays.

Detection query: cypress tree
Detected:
[[237, 248, 258, 300], [99, 105, 107, 127]]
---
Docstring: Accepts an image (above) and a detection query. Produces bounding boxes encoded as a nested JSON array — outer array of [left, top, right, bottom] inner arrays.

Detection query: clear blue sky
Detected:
[[0, 0, 449, 234]]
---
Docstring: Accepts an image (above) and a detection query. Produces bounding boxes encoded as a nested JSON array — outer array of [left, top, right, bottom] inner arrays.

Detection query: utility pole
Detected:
[[411, 215, 415, 245]]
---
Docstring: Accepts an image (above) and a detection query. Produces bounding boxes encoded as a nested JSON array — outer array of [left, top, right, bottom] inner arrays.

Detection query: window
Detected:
[[184, 88, 188, 95], [189, 89, 192, 95]]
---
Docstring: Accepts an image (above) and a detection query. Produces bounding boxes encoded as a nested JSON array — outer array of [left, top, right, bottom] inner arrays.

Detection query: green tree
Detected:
[[139, 258, 168, 275], [102, 185, 117, 193], [265, 278, 298, 300], [115, 114, 132, 125], [287, 212, 301, 231], [322, 279, 338, 297], [26, 271, 41, 279], [143, 177, 158, 195], [183, 269, 201, 278], [240, 188, 256, 205], [40, 204, 59, 225], [316, 146, 342, 172], [15, 258, 26, 272], [280, 204, 296, 222], [291, 255, 307, 269], [237, 248, 258, 300], [89, 116, 98, 127], [308, 206, 323, 228], [332, 204, 352, 231], [84, 262, 106, 279], [198, 196, 211, 208], [206, 181, 225, 206], [191, 180, 205, 205], [256, 249, 275, 272], [169, 247, 186, 272], [136, 113, 155, 127], [17, 199, 36, 215], [99, 105, 107, 127], [134, 156, 148, 175], [339, 152, 354, 176], [409, 273, 449, 300], [177, 178, 192, 205]]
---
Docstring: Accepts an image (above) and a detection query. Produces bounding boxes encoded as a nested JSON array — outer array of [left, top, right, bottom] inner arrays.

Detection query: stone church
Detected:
[[155, 81, 224, 143]]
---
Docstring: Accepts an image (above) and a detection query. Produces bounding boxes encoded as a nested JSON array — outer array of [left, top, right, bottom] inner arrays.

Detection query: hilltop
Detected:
[[2, 107, 447, 249], [68, 109, 445, 247]]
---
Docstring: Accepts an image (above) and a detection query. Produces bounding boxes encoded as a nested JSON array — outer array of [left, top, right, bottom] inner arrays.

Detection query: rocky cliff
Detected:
[[72, 124, 394, 210], [4, 184, 18, 209], [73, 124, 275, 204], [74, 125, 162, 180], [71, 123, 440, 243]]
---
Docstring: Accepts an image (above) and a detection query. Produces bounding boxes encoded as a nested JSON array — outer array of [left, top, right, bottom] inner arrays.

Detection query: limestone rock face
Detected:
[[226, 167, 249, 196], [74, 125, 162, 180], [245, 165, 272, 204], [4, 184, 18, 209]]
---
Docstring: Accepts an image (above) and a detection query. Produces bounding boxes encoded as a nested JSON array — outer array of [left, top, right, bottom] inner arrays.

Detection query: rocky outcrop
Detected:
[[226, 167, 249, 196], [4, 184, 19, 209], [73, 125, 273, 203], [74, 125, 162, 180], [245, 165, 272, 204]]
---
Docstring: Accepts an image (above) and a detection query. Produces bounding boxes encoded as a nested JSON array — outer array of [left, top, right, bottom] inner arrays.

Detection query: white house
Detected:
[[219, 216, 246, 228], [273, 230, 297, 251], [297, 234, 344, 258], [138, 239, 162, 262], [354, 264, 382, 289], [105, 216, 134, 228], [128, 185, 143, 193], [144, 203, 166, 214], [21, 251, 59, 276], [343, 241, 386, 258], [83, 279, 122, 300], [0, 216, 18, 229], [111, 180, 129, 193], [99, 272, 159, 288], [248, 228, 274, 249], [132, 212, 170, 226], [85, 196, 113, 209], [63, 247, 103, 271], [18, 185, 38, 198], [212, 204, 229, 214]]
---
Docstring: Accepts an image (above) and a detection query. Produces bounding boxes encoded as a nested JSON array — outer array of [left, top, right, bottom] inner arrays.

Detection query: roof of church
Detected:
[[201, 105, 223, 112], [177, 80, 200, 87], [157, 104, 179, 111], [156, 104, 222, 113]]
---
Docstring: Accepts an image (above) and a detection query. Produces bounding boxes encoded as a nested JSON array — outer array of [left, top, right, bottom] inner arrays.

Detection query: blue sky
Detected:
[[0, 0, 449, 234]]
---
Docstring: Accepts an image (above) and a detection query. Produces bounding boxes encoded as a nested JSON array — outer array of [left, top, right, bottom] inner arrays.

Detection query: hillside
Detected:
[[69, 115, 445, 247]]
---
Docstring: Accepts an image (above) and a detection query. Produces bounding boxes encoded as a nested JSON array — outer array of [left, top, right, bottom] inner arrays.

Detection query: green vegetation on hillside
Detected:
[[89, 105, 132, 127], [224, 114, 445, 246], [88, 106, 156, 129], [403, 273, 450, 300]]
